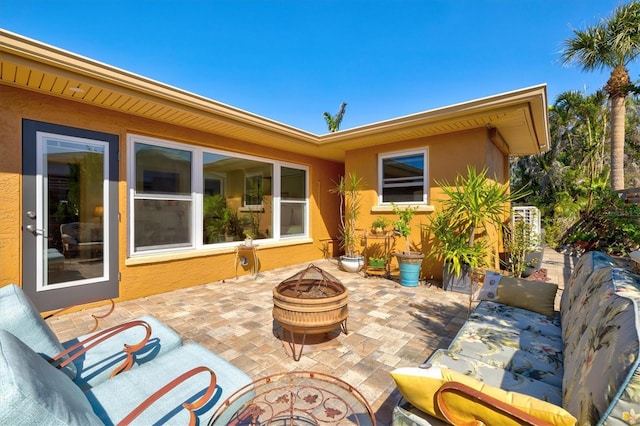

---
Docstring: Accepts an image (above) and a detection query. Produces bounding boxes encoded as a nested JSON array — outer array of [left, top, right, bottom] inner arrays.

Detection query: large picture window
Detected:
[[128, 135, 307, 255], [202, 153, 273, 244], [379, 149, 428, 204]]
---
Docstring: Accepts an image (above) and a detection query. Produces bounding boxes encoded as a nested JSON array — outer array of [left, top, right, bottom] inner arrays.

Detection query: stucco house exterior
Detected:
[[0, 29, 549, 311]]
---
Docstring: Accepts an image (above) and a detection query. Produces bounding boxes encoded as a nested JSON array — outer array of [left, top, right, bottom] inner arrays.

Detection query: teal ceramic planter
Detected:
[[396, 252, 425, 287]]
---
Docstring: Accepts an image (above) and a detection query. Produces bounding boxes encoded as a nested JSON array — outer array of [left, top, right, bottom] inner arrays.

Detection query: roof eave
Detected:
[[0, 28, 550, 160]]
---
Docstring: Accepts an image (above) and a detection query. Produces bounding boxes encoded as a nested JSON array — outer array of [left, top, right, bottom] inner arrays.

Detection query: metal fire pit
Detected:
[[273, 264, 349, 360]]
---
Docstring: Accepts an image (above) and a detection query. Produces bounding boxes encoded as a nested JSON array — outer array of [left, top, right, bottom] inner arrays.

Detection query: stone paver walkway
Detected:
[[47, 250, 572, 425]]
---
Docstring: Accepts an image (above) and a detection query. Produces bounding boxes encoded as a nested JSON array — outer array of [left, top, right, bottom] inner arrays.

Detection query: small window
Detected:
[[204, 178, 222, 196], [244, 173, 263, 207], [280, 166, 307, 236], [379, 149, 428, 204]]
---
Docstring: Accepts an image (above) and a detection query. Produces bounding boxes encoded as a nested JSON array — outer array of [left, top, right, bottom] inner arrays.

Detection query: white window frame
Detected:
[[279, 163, 309, 238], [127, 134, 309, 256], [378, 148, 429, 205], [127, 135, 196, 256], [37, 132, 110, 290]]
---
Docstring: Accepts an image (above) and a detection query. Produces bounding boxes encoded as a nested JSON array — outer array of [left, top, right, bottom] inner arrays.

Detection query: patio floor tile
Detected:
[[46, 249, 570, 425]]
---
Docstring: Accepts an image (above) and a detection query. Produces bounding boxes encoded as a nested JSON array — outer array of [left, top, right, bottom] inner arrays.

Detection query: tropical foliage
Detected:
[[429, 167, 528, 277], [330, 173, 363, 257], [503, 219, 541, 277], [323, 102, 348, 132], [392, 203, 419, 254], [511, 88, 640, 255], [561, 1, 640, 191]]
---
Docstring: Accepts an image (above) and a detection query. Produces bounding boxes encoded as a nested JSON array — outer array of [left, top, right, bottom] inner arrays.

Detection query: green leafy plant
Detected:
[[330, 173, 364, 257], [503, 219, 541, 277], [430, 166, 528, 277], [223, 209, 241, 240], [203, 195, 228, 243], [371, 216, 390, 234], [368, 257, 385, 268], [323, 102, 348, 132], [392, 203, 418, 254], [428, 208, 486, 277]]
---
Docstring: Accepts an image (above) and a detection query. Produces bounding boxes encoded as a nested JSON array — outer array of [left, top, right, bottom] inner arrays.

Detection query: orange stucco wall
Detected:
[[0, 85, 343, 301], [345, 128, 508, 280]]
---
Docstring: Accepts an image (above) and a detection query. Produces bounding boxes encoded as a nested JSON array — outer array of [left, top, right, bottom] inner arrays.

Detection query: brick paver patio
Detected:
[[46, 249, 571, 425]]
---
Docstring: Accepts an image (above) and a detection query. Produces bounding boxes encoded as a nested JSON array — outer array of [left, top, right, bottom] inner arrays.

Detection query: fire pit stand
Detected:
[[272, 264, 349, 361]]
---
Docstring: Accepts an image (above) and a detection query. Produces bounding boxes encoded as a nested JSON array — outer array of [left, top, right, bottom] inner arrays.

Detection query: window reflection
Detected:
[[130, 136, 308, 253], [202, 153, 273, 244], [46, 139, 105, 285], [380, 151, 427, 203]]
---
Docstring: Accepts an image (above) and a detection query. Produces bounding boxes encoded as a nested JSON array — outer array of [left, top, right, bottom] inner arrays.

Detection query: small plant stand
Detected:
[[235, 243, 259, 279], [363, 231, 394, 278]]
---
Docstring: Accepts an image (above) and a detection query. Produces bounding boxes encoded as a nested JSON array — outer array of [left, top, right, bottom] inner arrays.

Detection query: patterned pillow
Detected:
[[477, 271, 558, 317]]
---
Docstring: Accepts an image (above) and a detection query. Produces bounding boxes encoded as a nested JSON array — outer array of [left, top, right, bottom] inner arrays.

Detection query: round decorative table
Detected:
[[209, 371, 376, 425]]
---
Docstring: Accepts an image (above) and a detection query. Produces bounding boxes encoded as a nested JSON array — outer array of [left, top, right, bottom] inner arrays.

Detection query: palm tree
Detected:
[[323, 102, 348, 132], [560, 1, 640, 190]]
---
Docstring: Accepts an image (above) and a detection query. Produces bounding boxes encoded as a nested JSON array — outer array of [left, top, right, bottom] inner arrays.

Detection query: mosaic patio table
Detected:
[[209, 371, 376, 425]]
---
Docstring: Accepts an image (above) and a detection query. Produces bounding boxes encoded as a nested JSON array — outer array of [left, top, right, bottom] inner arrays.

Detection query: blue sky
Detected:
[[0, 0, 631, 134]]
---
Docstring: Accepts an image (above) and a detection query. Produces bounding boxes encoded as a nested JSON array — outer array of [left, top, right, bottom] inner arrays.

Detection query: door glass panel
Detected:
[[44, 137, 106, 287]]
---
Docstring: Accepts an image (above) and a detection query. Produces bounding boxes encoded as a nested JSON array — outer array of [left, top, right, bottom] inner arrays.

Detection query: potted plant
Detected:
[[430, 166, 528, 291], [371, 217, 390, 235], [223, 209, 241, 241], [503, 218, 542, 277], [393, 203, 425, 286], [330, 173, 365, 272], [242, 229, 254, 247], [428, 208, 485, 291], [203, 194, 227, 243], [368, 256, 386, 269]]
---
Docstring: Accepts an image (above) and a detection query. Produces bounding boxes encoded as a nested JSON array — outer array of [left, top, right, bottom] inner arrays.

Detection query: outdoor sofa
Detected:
[[391, 250, 640, 425], [0, 284, 253, 424]]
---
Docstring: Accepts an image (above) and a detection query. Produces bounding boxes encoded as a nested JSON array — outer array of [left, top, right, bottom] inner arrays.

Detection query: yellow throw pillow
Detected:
[[390, 366, 576, 426], [477, 271, 558, 317]]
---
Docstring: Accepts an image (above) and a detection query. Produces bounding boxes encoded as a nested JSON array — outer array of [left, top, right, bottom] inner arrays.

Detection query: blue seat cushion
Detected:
[[0, 284, 183, 389], [427, 349, 563, 406], [449, 302, 564, 388], [85, 343, 253, 425], [63, 314, 183, 389], [0, 329, 102, 425]]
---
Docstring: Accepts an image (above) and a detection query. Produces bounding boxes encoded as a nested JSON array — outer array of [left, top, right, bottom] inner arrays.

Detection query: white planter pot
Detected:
[[340, 255, 364, 273]]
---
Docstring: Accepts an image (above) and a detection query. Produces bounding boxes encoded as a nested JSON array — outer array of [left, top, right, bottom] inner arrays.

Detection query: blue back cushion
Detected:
[[0, 284, 76, 378], [0, 329, 102, 425]]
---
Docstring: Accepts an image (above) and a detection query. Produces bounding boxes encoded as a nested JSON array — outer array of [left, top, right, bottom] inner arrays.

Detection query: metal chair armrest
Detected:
[[435, 381, 554, 426], [50, 319, 152, 378], [43, 298, 115, 333], [116, 366, 217, 426]]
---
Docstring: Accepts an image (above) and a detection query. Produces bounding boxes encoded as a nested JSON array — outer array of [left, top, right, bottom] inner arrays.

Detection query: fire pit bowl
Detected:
[[273, 264, 349, 339]]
